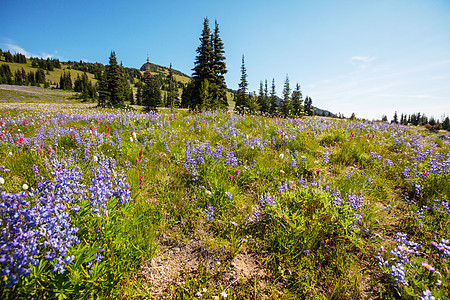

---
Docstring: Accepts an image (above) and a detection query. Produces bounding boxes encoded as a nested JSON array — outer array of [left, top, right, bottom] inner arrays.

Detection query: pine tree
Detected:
[[167, 63, 179, 112], [106, 51, 124, 107], [136, 81, 143, 106], [291, 83, 303, 117], [193, 18, 214, 82], [143, 67, 161, 111], [304, 96, 313, 116], [212, 20, 228, 108], [235, 55, 248, 111], [282, 75, 291, 117], [257, 81, 268, 113], [97, 72, 109, 107], [392, 111, 398, 124], [269, 79, 277, 115]]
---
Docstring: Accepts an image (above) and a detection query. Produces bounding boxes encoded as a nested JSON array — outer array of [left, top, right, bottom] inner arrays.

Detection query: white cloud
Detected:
[[1, 40, 61, 59], [5, 43, 34, 57]]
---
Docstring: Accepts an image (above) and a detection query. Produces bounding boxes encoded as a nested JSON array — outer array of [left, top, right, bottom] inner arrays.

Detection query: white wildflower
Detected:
[[93, 155, 98, 162], [202, 288, 207, 293], [22, 184, 29, 190], [130, 137, 134, 143], [220, 291, 227, 298], [132, 131, 137, 140], [196, 291, 202, 297], [279, 153, 284, 159], [0, 177, 4, 185]]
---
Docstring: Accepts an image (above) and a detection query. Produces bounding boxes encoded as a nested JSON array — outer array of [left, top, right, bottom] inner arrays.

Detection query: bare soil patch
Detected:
[[140, 239, 269, 299]]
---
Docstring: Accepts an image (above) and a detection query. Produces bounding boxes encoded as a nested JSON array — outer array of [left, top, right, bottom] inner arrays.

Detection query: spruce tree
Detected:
[[106, 51, 124, 107], [193, 18, 214, 82], [235, 55, 248, 111], [291, 83, 303, 117], [282, 75, 291, 117], [143, 68, 161, 111], [304, 96, 313, 116], [97, 72, 109, 107], [212, 20, 228, 108], [167, 63, 178, 112], [269, 79, 277, 115], [258, 81, 269, 113], [136, 81, 143, 106]]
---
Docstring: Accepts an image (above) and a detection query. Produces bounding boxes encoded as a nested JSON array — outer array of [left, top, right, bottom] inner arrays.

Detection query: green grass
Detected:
[[0, 88, 448, 299]]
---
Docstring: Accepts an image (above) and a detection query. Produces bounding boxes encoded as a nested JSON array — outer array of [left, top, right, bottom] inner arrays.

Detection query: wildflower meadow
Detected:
[[0, 102, 449, 299]]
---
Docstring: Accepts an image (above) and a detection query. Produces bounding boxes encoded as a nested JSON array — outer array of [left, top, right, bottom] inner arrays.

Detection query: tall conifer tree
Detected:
[[212, 20, 228, 108], [282, 75, 291, 117], [235, 55, 248, 111], [291, 83, 303, 117], [106, 51, 124, 107], [269, 79, 278, 115]]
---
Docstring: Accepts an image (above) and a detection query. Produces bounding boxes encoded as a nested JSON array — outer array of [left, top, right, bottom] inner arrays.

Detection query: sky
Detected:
[[1, 0, 449, 119]]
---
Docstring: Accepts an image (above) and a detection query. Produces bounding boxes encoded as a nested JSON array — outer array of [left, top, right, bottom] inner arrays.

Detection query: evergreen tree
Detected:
[[0, 64, 13, 84], [235, 55, 248, 111], [211, 20, 228, 108], [442, 116, 450, 131], [247, 92, 260, 114], [192, 18, 214, 82], [135, 81, 143, 106], [59, 72, 72, 90], [304, 96, 313, 116], [291, 83, 303, 117], [35, 69, 46, 84], [167, 63, 179, 111], [97, 72, 109, 107], [392, 111, 398, 124], [282, 75, 291, 117], [143, 67, 161, 111], [106, 51, 124, 107], [257, 81, 269, 113], [269, 79, 278, 115]]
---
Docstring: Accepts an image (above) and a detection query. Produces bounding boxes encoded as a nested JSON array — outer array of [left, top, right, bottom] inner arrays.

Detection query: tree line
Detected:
[[30, 57, 61, 71], [0, 49, 27, 64], [234, 55, 314, 117], [0, 64, 47, 87], [385, 111, 450, 132]]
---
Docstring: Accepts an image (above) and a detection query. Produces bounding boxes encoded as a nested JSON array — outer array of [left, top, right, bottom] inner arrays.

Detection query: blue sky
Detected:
[[1, 0, 449, 119]]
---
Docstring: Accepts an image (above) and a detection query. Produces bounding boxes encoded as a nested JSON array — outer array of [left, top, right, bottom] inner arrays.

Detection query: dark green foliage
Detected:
[[269, 79, 278, 115], [14, 68, 27, 86], [167, 63, 179, 111], [304, 96, 313, 116], [211, 20, 228, 108], [291, 83, 303, 117], [30, 57, 61, 71], [0, 64, 13, 84], [34, 69, 46, 85], [135, 81, 143, 106], [143, 70, 161, 111], [3, 51, 27, 63], [59, 72, 72, 90], [192, 18, 215, 82], [184, 17, 228, 110], [257, 81, 269, 113], [97, 72, 109, 107], [392, 111, 398, 124], [106, 52, 124, 107], [96, 51, 130, 108], [74, 72, 97, 100], [235, 55, 248, 111], [282, 75, 291, 117]]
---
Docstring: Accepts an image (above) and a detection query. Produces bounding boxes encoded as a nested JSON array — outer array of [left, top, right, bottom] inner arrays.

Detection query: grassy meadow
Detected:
[[0, 87, 449, 299]]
